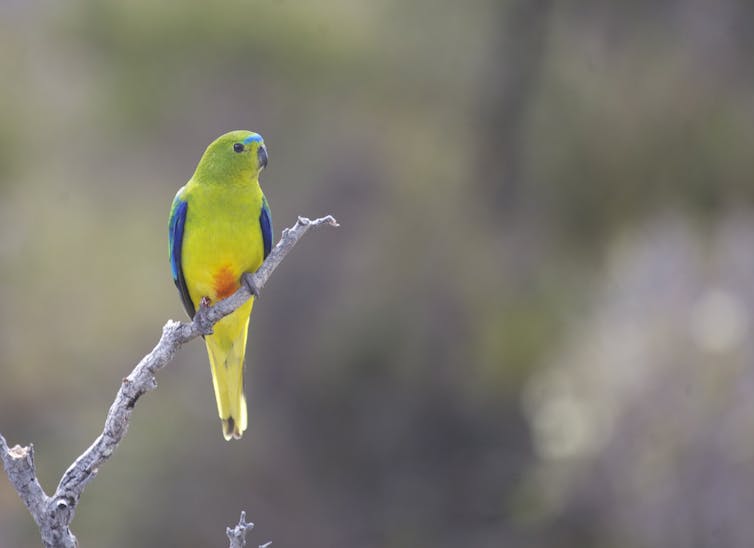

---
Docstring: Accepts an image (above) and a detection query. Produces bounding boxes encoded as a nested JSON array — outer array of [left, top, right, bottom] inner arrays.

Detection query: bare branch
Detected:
[[225, 511, 271, 548], [0, 436, 48, 525], [226, 511, 254, 548], [0, 215, 337, 547]]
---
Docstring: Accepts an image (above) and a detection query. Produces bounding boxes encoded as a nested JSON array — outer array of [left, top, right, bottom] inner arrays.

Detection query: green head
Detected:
[[193, 130, 268, 183]]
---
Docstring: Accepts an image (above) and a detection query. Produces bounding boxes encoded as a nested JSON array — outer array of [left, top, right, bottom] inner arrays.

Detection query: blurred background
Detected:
[[1, 0, 754, 546]]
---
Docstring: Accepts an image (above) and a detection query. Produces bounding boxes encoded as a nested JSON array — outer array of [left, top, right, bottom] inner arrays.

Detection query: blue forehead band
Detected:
[[243, 133, 263, 145]]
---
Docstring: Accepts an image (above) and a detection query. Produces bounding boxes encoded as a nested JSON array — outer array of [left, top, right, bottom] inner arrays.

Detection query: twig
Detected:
[[226, 511, 254, 548], [1, 215, 338, 548]]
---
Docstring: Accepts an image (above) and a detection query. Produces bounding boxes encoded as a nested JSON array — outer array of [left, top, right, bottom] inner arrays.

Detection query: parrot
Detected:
[[168, 130, 272, 440]]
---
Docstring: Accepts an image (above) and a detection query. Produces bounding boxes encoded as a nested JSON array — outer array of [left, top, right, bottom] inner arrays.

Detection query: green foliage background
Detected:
[[1, 1, 754, 546]]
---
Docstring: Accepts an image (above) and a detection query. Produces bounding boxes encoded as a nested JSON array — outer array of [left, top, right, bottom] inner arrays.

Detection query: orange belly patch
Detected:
[[213, 264, 239, 300]]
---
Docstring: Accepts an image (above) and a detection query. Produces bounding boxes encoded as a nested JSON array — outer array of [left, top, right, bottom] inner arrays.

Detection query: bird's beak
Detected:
[[257, 145, 268, 170]]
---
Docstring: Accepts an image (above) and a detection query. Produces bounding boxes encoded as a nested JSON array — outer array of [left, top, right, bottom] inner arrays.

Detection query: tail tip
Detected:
[[222, 416, 244, 441]]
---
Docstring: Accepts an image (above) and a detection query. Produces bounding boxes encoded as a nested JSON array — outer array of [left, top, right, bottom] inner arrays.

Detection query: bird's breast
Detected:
[[181, 185, 265, 305]]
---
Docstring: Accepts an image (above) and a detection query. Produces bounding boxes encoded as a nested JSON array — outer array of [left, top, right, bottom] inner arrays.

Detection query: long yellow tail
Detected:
[[204, 299, 254, 440]]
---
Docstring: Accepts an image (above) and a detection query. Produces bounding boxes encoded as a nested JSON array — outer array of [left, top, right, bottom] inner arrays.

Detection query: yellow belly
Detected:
[[180, 182, 265, 307]]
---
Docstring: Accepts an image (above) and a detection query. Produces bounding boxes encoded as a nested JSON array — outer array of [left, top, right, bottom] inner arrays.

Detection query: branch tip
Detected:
[[9, 444, 30, 459], [227, 510, 255, 547], [316, 214, 339, 227]]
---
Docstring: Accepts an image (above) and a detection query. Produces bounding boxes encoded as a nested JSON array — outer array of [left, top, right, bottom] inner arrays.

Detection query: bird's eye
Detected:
[[233, 143, 244, 153]]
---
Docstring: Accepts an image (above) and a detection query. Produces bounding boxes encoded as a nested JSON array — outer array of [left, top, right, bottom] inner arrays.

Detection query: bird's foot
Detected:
[[194, 296, 214, 336], [242, 273, 262, 298]]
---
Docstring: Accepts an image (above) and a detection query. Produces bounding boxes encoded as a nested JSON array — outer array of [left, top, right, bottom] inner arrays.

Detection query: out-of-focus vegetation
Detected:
[[1, 1, 754, 546]]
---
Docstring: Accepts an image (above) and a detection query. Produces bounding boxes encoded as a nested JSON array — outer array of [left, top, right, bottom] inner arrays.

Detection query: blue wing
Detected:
[[260, 195, 273, 259], [168, 190, 195, 318]]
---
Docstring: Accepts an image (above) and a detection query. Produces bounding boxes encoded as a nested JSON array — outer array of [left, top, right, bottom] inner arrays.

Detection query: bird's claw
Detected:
[[242, 273, 261, 298], [194, 296, 214, 336]]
